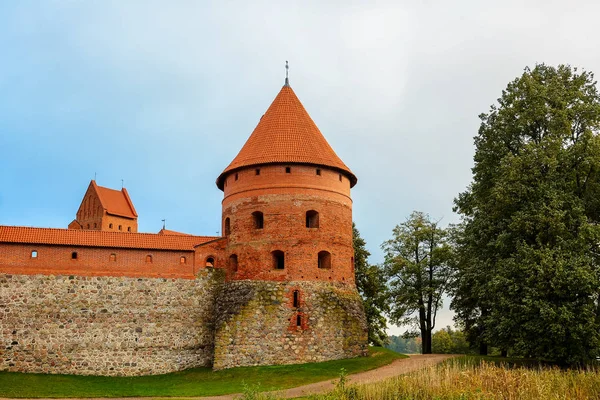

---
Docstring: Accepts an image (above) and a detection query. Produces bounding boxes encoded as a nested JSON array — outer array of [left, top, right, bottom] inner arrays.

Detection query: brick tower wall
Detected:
[[214, 164, 368, 368], [220, 164, 355, 283]]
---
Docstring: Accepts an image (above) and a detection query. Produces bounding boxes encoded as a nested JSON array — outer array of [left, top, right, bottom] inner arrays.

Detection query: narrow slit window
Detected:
[[339, 174, 343, 181], [31, 250, 38, 258], [87, 224, 90, 229], [224, 217, 231, 236], [252, 211, 264, 229], [306, 210, 319, 228], [71, 252, 78, 260], [318, 251, 331, 269], [296, 314, 302, 327], [127, 227, 131, 232], [118, 225, 122, 231], [180, 256, 186, 264], [94, 223, 97, 228], [235, 173, 239, 181], [255, 168, 261, 176], [316, 169, 321, 176], [206, 257, 215, 267], [229, 254, 238, 272], [146, 255, 153, 263], [285, 167, 291, 173], [293, 290, 299, 308], [109, 223, 113, 229], [272, 250, 285, 270]]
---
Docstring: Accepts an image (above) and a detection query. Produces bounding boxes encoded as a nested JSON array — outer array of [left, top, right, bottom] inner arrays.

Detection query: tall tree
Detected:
[[353, 223, 389, 346], [382, 211, 453, 354], [453, 64, 600, 364]]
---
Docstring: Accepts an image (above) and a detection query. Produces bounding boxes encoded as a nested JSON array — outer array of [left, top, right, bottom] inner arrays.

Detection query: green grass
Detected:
[[0, 347, 405, 398]]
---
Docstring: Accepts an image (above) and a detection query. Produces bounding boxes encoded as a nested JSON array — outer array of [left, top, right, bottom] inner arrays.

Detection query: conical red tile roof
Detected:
[[216, 85, 356, 189]]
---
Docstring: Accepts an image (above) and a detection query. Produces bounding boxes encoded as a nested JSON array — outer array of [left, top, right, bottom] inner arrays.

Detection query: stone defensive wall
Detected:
[[0, 269, 224, 376], [213, 280, 368, 370]]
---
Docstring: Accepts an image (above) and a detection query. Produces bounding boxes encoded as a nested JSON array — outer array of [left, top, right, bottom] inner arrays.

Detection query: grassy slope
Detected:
[[0, 347, 406, 398]]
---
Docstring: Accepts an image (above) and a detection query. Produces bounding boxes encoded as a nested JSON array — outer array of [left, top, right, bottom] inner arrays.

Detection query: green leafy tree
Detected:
[[353, 223, 389, 346], [432, 326, 471, 354], [382, 211, 453, 354], [453, 64, 600, 364], [385, 333, 422, 354]]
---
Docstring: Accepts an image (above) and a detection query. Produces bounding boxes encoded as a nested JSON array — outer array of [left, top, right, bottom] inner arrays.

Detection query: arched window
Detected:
[[252, 211, 264, 229], [109, 223, 113, 229], [110, 253, 116, 262], [71, 252, 78, 260], [229, 254, 238, 272], [146, 255, 153, 263], [31, 250, 38, 258], [224, 218, 231, 236], [318, 251, 331, 269], [272, 250, 285, 270], [306, 210, 319, 228], [293, 290, 300, 308], [206, 257, 215, 267], [180, 256, 186, 264]]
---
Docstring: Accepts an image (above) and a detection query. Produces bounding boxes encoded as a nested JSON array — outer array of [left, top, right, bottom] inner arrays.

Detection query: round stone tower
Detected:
[[212, 78, 368, 370]]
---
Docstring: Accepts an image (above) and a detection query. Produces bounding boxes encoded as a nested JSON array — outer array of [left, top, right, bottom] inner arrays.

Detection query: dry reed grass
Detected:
[[304, 358, 600, 400]]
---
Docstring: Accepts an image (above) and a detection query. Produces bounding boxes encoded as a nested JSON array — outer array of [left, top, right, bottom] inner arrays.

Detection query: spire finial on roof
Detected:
[[284, 60, 290, 87], [162, 219, 166, 230]]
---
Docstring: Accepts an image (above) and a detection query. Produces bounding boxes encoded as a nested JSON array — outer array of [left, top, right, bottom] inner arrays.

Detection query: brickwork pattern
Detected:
[[0, 270, 224, 376], [0, 244, 197, 279], [221, 165, 354, 284], [213, 280, 368, 370]]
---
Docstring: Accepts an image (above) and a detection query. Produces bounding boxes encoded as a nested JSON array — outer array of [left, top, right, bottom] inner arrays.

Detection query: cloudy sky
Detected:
[[2, 0, 600, 335]]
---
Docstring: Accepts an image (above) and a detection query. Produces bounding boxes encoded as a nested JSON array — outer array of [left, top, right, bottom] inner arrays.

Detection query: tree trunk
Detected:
[[421, 329, 432, 354], [479, 341, 488, 356]]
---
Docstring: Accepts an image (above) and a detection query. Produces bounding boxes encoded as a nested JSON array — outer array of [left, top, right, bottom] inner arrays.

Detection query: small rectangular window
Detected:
[[316, 169, 321, 176], [255, 169, 261, 176], [71, 252, 78, 260], [286, 167, 291, 173], [31, 250, 38, 258]]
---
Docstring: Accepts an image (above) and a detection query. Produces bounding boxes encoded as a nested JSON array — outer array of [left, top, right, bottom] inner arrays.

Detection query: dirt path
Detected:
[[0, 354, 454, 400], [228, 354, 455, 399]]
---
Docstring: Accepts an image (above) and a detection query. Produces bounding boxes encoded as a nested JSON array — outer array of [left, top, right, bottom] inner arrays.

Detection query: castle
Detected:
[[0, 78, 368, 376]]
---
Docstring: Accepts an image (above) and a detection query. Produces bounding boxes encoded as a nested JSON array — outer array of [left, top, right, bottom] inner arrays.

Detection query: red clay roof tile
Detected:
[[216, 85, 356, 189], [0, 226, 218, 251], [92, 181, 138, 219]]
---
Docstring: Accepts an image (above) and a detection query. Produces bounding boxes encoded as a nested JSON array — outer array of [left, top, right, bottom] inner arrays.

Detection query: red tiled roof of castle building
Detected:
[[0, 226, 218, 251], [216, 84, 356, 189], [92, 180, 138, 219]]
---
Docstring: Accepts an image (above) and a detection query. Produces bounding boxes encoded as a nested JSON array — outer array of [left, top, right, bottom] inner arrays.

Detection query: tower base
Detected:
[[213, 280, 368, 370]]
